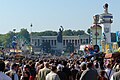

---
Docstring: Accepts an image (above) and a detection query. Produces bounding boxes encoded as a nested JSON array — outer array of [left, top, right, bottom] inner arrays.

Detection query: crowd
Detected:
[[0, 55, 120, 80]]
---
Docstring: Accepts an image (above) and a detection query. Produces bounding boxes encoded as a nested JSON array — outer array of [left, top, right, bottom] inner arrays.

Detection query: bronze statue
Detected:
[[57, 26, 64, 43]]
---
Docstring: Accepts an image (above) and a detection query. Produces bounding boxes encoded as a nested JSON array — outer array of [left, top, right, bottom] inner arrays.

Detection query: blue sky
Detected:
[[0, 0, 120, 34]]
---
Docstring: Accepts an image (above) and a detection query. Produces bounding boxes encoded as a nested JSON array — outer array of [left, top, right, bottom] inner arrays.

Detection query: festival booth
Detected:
[[105, 52, 120, 59], [15, 53, 24, 59], [10, 49, 22, 53], [9, 49, 24, 59]]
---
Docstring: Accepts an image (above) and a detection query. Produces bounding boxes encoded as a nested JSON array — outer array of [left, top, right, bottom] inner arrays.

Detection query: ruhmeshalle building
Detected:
[[30, 34, 90, 52]]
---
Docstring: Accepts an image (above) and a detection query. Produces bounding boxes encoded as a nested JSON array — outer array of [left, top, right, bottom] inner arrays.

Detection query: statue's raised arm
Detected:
[[60, 26, 64, 32]]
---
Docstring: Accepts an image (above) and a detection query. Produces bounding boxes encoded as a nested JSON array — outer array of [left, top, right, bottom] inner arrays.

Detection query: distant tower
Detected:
[[90, 14, 102, 46], [100, 3, 113, 43]]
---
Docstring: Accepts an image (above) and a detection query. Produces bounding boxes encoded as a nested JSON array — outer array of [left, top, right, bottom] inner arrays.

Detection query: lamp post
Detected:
[[13, 29, 16, 33], [30, 23, 33, 33], [30, 23, 32, 45], [30, 23, 33, 54]]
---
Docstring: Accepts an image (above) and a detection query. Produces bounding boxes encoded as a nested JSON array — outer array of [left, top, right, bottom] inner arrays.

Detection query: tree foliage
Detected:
[[63, 29, 85, 36], [63, 29, 73, 36], [31, 29, 86, 36], [0, 29, 30, 48], [0, 34, 4, 46], [19, 28, 30, 43], [4, 31, 15, 48], [32, 31, 57, 36]]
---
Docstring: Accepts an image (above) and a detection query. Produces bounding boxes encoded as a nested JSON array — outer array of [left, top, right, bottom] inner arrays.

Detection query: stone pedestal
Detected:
[[57, 42, 63, 53]]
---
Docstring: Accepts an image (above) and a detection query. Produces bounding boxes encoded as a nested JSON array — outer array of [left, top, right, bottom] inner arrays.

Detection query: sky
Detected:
[[0, 0, 120, 34]]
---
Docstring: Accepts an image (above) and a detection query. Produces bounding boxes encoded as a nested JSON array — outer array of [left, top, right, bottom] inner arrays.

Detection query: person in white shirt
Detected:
[[5, 63, 19, 80], [0, 60, 12, 80], [110, 64, 120, 80], [105, 63, 115, 79], [46, 65, 60, 80]]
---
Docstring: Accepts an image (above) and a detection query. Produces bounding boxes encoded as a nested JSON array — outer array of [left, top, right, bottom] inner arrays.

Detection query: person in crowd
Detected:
[[5, 63, 19, 80], [21, 65, 30, 80], [100, 59, 105, 70], [29, 61, 36, 80], [37, 62, 51, 80], [105, 63, 115, 79], [70, 64, 79, 80], [36, 60, 44, 80], [4, 61, 11, 72], [62, 60, 71, 80], [76, 63, 86, 80], [110, 64, 120, 80], [46, 65, 60, 80], [57, 64, 67, 80], [0, 60, 12, 80], [80, 58, 86, 66], [80, 62, 99, 80], [94, 60, 101, 74], [98, 70, 108, 80]]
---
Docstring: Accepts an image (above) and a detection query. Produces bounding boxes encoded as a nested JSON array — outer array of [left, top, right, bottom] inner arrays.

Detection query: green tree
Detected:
[[63, 30, 85, 36], [32, 31, 57, 36], [63, 29, 73, 36], [0, 34, 5, 46], [31, 29, 86, 36], [4, 31, 15, 48], [76, 30, 85, 35], [40, 31, 57, 36], [19, 28, 30, 43]]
